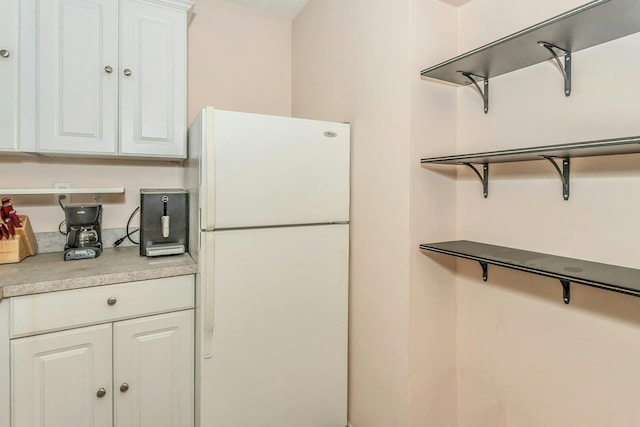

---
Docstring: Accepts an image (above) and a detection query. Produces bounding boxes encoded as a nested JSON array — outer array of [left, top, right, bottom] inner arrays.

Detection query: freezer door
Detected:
[[186, 109, 206, 247], [203, 108, 350, 230], [196, 224, 348, 427]]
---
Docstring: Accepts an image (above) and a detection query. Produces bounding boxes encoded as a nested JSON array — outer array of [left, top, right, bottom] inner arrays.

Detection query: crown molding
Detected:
[[143, 0, 195, 12]]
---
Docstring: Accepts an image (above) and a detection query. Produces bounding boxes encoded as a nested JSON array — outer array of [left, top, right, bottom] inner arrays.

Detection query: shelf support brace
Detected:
[[463, 163, 489, 198], [542, 156, 570, 200], [457, 71, 489, 113], [560, 279, 571, 304], [538, 41, 572, 97], [479, 262, 488, 282]]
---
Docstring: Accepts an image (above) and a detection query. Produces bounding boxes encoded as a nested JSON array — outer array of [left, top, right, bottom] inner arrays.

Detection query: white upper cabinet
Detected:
[[120, 0, 188, 158], [37, 0, 119, 155], [32, 0, 192, 158], [0, 0, 19, 152]]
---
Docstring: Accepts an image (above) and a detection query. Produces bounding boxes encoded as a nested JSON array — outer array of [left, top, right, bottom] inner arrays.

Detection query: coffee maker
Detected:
[[140, 189, 188, 257], [64, 204, 103, 261]]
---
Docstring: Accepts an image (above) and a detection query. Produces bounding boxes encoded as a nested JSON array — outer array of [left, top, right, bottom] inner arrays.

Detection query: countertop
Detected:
[[0, 246, 197, 299]]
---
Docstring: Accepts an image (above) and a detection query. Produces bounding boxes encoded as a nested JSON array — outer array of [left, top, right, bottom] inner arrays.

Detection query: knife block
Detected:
[[0, 216, 38, 264]]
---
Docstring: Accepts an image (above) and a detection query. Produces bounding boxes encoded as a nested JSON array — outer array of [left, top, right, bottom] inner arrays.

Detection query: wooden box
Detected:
[[0, 216, 38, 264]]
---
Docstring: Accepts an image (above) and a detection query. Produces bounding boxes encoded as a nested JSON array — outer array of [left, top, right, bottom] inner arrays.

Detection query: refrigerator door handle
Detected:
[[201, 107, 216, 231], [203, 232, 215, 358]]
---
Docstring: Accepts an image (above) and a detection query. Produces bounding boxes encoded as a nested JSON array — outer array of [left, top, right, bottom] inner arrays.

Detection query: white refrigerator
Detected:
[[185, 107, 350, 427]]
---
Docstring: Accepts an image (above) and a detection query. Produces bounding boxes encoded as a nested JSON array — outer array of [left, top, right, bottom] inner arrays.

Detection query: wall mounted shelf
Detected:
[[0, 188, 125, 195], [420, 0, 640, 113], [420, 135, 640, 200], [0, 188, 125, 203], [420, 240, 640, 304]]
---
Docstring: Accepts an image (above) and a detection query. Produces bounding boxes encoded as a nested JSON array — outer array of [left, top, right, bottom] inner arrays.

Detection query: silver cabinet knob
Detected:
[[96, 388, 107, 398], [123, 68, 132, 76], [104, 65, 113, 73], [107, 297, 117, 306], [0, 49, 9, 58], [120, 383, 129, 392]]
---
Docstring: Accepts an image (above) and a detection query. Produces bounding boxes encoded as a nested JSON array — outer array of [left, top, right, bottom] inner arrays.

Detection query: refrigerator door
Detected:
[[185, 111, 206, 254], [196, 224, 348, 427], [198, 108, 350, 230]]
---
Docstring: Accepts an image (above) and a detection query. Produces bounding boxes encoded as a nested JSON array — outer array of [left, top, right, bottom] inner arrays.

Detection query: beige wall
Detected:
[[409, 1, 458, 426], [6, 0, 292, 235], [295, 0, 640, 425], [293, 1, 458, 426], [188, 0, 292, 121], [11, 0, 640, 424], [294, 1, 412, 426], [0, 157, 183, 233], [455, 0, 640, 426]]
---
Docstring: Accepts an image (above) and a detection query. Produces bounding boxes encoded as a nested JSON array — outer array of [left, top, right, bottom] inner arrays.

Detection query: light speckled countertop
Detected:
[[0, 246, 197, 299]]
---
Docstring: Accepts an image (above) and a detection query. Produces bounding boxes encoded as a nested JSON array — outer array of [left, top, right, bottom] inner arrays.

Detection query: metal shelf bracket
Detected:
[[560, 279, 571, 304], [458, 71, 489, 113], [463, 163, 489, 198], [538, 41, 572, 97], [542, 156, 570, 200], [479, 262, 489, 282]]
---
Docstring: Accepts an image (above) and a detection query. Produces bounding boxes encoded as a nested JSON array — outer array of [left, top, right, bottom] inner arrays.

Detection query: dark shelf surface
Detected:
[[420, 240, 640, 297], [420, 0, 640, 85], [421, 136, 640, 165]]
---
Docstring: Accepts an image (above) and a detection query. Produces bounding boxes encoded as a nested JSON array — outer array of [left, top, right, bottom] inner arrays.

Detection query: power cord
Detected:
[[114, 207, 140, 247], [58, 220, 66, 235], [58, 195, 66, 234]]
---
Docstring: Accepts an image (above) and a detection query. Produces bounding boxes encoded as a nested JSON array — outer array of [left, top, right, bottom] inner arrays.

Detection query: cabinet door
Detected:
[[37, 0, 118, 154], [114, 310, 194, 427], [119, 0, 188, 158], [11, 324, 113, 427], [0, 0, 19, 151]]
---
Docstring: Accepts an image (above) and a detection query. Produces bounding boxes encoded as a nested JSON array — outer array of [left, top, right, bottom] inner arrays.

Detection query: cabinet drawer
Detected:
[[10, 275, 194, 338]]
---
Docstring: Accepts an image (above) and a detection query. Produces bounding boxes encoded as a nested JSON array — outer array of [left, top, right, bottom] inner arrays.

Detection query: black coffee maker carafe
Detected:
[[64, 204, 103, 261]]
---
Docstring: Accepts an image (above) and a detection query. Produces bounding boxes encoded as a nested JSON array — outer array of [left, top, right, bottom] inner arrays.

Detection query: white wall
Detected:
[[454, 1, 640, 426], [4, 0, 293, 236]]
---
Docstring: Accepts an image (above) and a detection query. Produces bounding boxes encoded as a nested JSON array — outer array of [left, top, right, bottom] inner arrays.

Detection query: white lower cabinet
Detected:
[[12, 324, 113, 427], [114, 311, 194, 427], [9, 276, 195, 427]]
